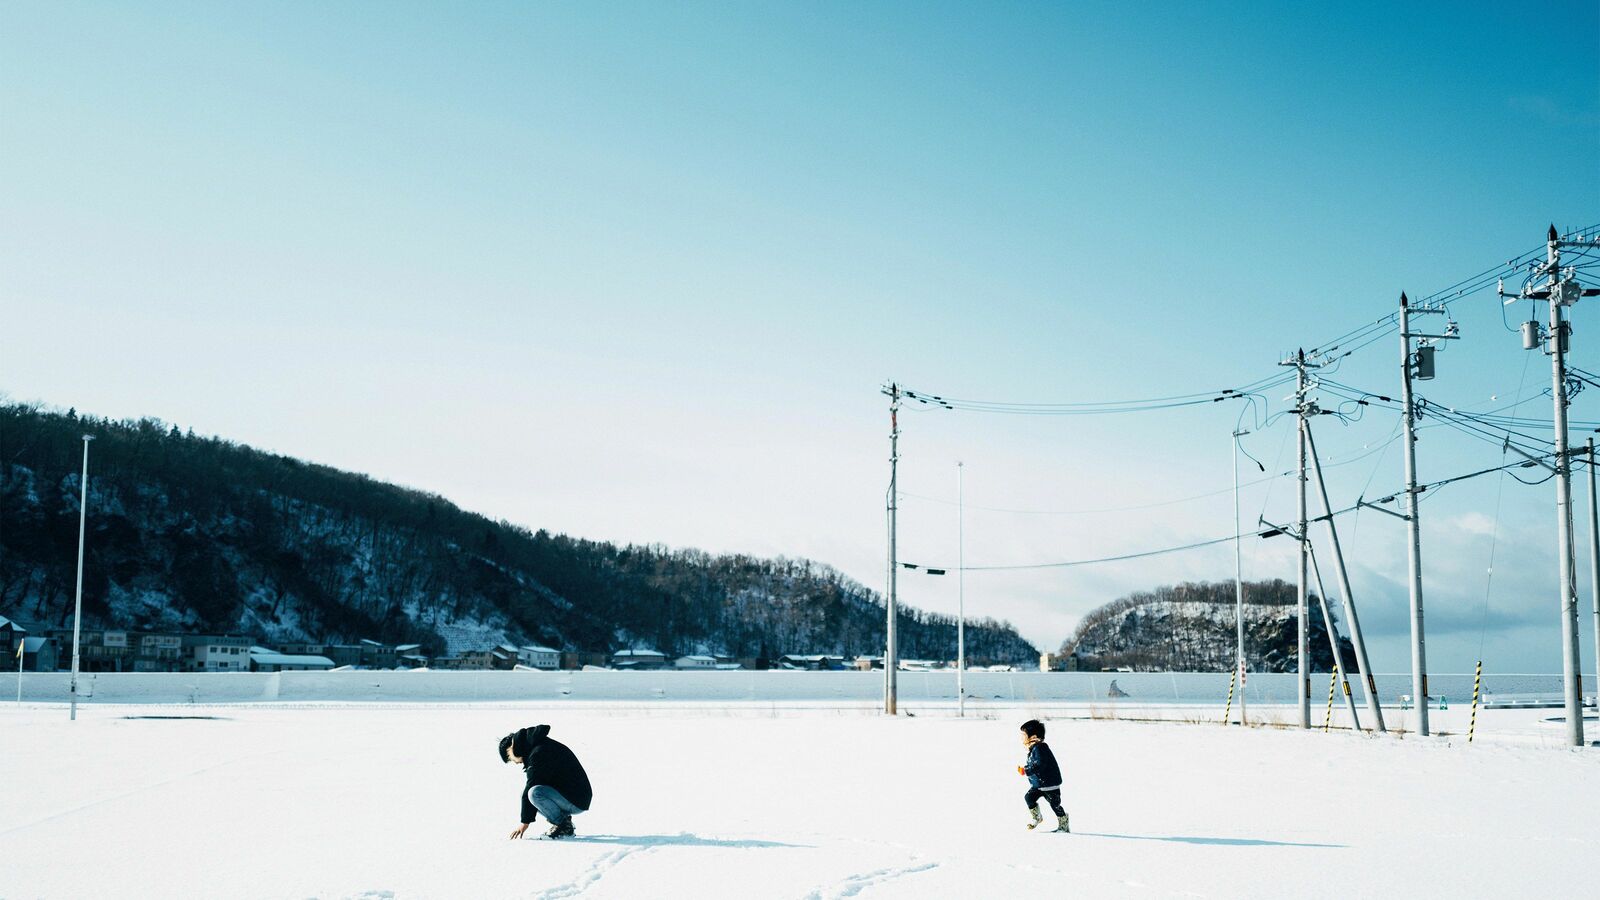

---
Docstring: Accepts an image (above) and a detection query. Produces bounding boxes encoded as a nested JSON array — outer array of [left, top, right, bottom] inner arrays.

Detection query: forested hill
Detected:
[[0, 404, 1037, 663], [1059, 579, 1354, 673]]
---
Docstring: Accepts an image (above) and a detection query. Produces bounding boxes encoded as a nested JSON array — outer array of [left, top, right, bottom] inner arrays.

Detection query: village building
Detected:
[[517, 646, 560, 670]]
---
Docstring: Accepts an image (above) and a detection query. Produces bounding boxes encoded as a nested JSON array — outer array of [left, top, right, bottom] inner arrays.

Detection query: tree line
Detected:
[[0, 403, 1038, 664]]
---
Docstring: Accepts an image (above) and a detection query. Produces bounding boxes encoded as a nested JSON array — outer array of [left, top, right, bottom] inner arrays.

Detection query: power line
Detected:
[[905, 449, 1563, 573]]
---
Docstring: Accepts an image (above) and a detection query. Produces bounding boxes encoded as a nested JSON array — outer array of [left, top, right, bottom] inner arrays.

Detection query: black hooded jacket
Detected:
[[1023, 739, 1062, 790], [511, 724, 593, 823]]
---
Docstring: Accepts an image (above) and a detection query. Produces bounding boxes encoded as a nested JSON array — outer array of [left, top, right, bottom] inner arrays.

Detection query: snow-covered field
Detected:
[[1, 704, 1596, 899]]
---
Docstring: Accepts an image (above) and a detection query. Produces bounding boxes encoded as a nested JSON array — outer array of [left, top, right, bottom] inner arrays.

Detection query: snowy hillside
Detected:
[[1063, 579, 1354, 672], [0, 404, 1037, 662]]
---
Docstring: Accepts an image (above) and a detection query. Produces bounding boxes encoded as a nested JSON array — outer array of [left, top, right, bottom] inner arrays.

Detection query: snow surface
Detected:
[[2, 703, 1596, 899]]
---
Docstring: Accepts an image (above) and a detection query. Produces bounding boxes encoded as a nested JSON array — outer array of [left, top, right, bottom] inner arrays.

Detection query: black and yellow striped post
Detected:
[[1468, 660, 1483, 743], [1223, 669, 1237, 725], [1323, 666, 1339, 732]]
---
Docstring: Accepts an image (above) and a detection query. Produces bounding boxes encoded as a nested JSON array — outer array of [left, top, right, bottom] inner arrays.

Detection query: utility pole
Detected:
[[1588, 438, 1599, 721], [1543, 227, 1584, 746], [883, 383, 900, 716], [69, 434, 94, 722], [957, 461, 965, 718], [1232, 428, 1249, 727], [1397, 293, 1431, 736], [1305, 421, 1385, 731], [1503, 226, 1600, 747], [1277, 350, 1313, 729]]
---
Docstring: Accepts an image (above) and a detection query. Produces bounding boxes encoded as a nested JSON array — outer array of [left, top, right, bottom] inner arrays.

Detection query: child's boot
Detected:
[[1055, 813, 1070, 833], [1026, 807, 1043, 830]]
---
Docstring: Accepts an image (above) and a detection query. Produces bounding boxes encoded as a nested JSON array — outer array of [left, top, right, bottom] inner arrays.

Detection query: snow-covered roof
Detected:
[[612, 649, 666, 657], [520, 645, 559, 654], [394, 644, 421, 652], [0, 615, 24, 632], [250, 651, 335, 667], [678, 655, 717, 662], [20, 636, 50, 651]]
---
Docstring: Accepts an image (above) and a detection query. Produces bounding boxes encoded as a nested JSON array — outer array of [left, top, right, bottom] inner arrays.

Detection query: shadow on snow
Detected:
[[575, 833, 811, 850], [1076, 832, 1344, 849]]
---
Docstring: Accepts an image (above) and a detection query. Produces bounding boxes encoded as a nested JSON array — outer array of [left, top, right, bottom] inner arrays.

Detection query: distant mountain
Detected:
[[0, 403, 1037, 664], [1058, 579, 1354, 673]]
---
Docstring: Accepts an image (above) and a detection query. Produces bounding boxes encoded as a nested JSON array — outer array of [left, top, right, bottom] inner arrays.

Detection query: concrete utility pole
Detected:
[[1307, 544, 1362, 730], [1397, 294, 1431, 736], [1504, 226, 1600, 746], [883, 383, 901, 715], [1232, 428, 1249, 727], [957, 461, 965, 718], [1588, 438, 1599, 722], [1541, 227, 1585, 747], [1282, 350, 1312, 729], [1305, 421, 1385, 732], [69, 434, 94, 722]]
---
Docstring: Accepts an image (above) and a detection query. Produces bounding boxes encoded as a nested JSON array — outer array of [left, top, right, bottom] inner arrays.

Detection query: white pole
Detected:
[[1304, 421, 1385, 732], [1589, 438, 1599, 719], [1307, 543, 1362, 730], [69, 434, 93, 722], [1296, 352, 1310, 729], [1545, 229, 1585, 747], [885, 385, 900, 715], [957, 460, 965, 718], [1398, 295, 1430, 736], [1232, 429, 1248, 727]]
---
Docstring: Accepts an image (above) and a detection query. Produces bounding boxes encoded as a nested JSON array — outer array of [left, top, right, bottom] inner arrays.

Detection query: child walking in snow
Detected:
[[1018, 719, 1068, 832]]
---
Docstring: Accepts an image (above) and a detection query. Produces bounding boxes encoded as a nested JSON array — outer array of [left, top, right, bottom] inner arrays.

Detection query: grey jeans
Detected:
[[528, 785, 585, 825]]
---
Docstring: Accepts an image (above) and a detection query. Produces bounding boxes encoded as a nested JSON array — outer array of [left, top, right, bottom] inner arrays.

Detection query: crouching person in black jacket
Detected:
[[500, 724, 593, 840]]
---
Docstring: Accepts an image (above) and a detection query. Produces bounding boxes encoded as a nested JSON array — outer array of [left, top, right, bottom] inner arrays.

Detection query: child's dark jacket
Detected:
[[512, 724, 593, 823], [1024, 740, 1063, 789]]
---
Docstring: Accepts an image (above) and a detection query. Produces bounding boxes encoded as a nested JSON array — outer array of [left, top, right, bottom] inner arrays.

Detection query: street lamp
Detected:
[[69, 433, 94, 721], [957, 461, 965, 718]]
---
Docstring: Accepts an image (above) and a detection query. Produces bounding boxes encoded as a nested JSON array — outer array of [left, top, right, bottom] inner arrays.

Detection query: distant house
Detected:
[[1, 616, 28, 670], [778, 654, 846, 671], [394, 644, 428, 669], [449, 649, 495, 670], [19, 636, 59, 672], [359, 639, 398, 669], [188, 635, 253, 672], [610, 649, 668, 670], [47, 629, 185, 672], [675, 655, 717, 669], [249, 648, 335, 672], [490, 644, 520, 670], [560, 652, 610, 670], [518, 646, 560, 670], [274, 643, 364, 668]]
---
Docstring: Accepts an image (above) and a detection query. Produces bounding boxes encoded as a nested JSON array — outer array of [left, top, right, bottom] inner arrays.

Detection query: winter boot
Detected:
[[1054, 813, 1070, 833], [544, 820, 576, 839], [1026, 807, 1043, 830]]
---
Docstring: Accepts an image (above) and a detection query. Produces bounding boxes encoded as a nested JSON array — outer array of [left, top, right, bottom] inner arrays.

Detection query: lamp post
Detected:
[[69, 434, 94, 721], [957, 461, 965, 718]]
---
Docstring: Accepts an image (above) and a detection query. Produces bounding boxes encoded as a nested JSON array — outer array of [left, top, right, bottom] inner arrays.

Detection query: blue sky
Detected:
[[3, 1, 1598, 671]]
